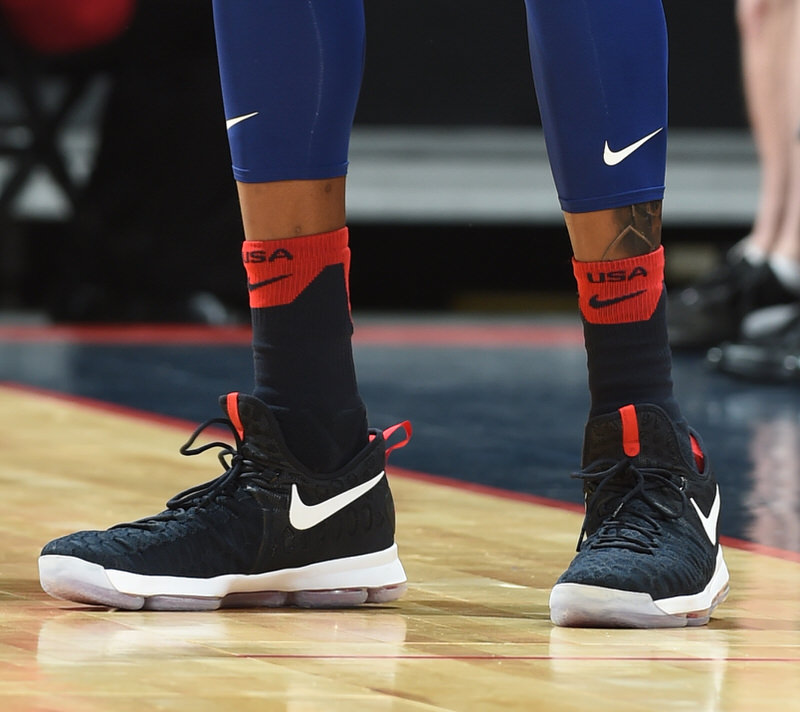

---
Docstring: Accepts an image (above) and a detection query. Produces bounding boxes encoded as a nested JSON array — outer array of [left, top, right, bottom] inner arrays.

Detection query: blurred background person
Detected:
[[0, 0, 246, 323], [50, 0, 247, 322], [668, 0, 800, 363]]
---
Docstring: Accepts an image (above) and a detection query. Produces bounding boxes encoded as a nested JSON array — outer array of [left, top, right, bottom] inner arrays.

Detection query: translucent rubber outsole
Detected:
[[132, 584, 408, 612], [549, 581, 729, 628], [39, 546, 407, 611]]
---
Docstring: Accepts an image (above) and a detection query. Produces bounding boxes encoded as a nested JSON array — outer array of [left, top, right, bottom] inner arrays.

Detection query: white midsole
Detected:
[[655, 547, 729, 614], [39, 544, 406, 599], [550, 547, 729, 617]]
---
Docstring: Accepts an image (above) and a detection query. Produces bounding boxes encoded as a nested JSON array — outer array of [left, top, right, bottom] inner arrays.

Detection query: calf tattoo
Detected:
[[601, 201, 662, 260]]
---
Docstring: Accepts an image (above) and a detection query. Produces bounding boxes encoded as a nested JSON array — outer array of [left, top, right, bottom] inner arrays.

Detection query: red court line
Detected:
[[388, 465, 800, 562], [0, 323, 583, 347], [0, 381, 213, 434], [712, 535, 800, 565], [235, 654, 800, 663], [3, 380, 798, 563], [0, 324, 251, 344]]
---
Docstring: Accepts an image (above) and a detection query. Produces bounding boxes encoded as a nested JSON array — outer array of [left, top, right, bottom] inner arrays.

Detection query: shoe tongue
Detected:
[[582, 404, 694, 471]]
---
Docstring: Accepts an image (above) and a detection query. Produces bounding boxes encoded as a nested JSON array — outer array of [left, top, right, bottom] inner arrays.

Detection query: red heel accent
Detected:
[[383, 421, 412, 459]]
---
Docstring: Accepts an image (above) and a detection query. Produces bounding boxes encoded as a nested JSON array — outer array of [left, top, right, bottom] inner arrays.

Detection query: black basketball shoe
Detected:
[[668, 248, 795, 350], [39, 393, 409, 610], [707, 302, 800, 382], [549, 404, 729, 628]]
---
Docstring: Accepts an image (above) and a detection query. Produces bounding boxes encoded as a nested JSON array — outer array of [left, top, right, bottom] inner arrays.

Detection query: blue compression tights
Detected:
[[212, 0, 365, 183], [212, 0, 668, 213]]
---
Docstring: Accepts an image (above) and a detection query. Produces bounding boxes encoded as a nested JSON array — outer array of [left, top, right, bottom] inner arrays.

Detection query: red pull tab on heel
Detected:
[[383, 420, 412, 459]]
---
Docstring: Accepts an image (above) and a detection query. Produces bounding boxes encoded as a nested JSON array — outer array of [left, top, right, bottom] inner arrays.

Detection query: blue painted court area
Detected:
[[1, 315, 798, 552]]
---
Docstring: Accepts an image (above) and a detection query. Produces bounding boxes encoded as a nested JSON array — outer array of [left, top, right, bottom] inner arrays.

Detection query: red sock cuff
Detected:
[[572, 246, 664, 324], [242, 227, 350, 308]]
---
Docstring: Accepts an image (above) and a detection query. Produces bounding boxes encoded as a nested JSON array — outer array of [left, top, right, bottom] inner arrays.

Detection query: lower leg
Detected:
[[237, 177, 347, 241], [235, 178, 366, 473], [212, 0, 368, 472], [524, 0, 680, 424], [737, 0, 795, 253], [565, 201, 661, 261], [767, 0, 800, 268], [567, 202, 682, 425], [526, 0, 724, 629]]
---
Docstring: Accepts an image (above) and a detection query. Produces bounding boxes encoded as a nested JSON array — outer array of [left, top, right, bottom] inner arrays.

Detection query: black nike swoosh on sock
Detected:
[[247, 274, 293, 291], [588, 289, 647, 308]]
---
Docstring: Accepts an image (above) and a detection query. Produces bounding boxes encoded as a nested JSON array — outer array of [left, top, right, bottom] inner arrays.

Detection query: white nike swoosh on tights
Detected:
[[603, 127, 664, 166], [690, 485, 721, 546], [226, 112, 259, 130], [288, 471, 385, 531]]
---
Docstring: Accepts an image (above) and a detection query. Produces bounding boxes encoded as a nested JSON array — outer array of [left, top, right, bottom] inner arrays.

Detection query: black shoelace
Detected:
[[573, 458, 687, 555], [114, 417, 277, 530]]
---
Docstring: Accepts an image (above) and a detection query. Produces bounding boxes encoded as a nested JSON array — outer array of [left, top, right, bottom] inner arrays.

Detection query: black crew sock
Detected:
[[573, 247, 687, 433], [243, 229, 367, 474]]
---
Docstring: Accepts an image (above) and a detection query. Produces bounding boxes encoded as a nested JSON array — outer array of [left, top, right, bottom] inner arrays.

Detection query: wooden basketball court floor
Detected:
[[1, 317, 799, 711]]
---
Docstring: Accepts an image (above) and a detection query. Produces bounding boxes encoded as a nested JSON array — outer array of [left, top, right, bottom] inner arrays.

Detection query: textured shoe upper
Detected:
[[41, 393, 398, 577], [558, 404, 720, 598]]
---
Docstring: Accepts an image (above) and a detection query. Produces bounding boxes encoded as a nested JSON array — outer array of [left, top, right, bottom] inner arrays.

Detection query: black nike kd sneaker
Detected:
[[668, 247, 795, 350], [549, 404, 729, 628], [39, 393, 409, 610]]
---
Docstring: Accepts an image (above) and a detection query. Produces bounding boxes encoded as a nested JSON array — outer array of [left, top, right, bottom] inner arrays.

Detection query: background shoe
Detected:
[[38, 392, 409, 610], [667, 247, 796, 350], [706, 303, 800, 382], [549, 404, 729, 628]]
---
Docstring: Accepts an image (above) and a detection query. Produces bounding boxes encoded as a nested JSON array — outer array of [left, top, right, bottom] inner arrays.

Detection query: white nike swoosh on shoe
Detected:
[[603, 127, 664, 166], [690, 485, 721, 546], [225, 112, 259, 130], [289, 471, 385, 531]]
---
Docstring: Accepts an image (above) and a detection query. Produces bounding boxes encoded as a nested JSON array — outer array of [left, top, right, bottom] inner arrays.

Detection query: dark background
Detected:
[[353, 1, 746, 310], [4, 0, 747, 318], [358, 1, 744, 129]]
